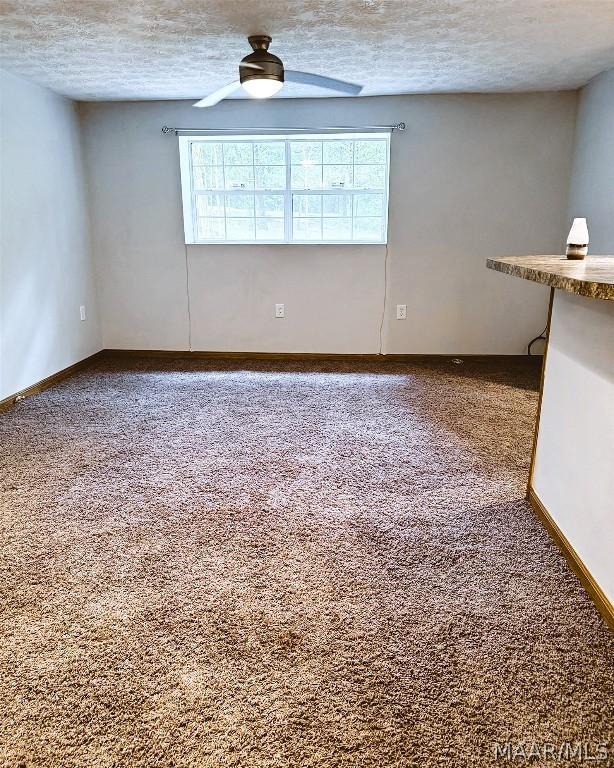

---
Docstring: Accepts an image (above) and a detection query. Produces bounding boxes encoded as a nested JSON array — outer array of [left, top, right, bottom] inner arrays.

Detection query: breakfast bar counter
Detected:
[[487, 255, 614, 628], [486, 255, 614, 300]]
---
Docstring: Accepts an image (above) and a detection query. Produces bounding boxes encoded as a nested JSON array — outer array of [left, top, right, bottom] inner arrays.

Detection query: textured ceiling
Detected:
[[1, 0, 614, 101]]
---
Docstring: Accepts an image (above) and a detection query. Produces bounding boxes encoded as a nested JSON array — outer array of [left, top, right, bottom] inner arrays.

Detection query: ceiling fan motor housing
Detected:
[[240, 35, 284, 85]]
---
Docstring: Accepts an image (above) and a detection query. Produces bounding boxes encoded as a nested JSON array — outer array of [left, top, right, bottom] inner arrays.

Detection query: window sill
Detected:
[[186, 240, 388, 246]]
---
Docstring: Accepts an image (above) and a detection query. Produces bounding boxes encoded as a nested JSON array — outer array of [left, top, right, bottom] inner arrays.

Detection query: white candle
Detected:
[[567, 217, 589, 245]]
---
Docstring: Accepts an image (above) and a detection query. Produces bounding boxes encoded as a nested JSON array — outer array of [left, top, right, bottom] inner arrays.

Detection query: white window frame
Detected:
[[178, 132, 391, 245]]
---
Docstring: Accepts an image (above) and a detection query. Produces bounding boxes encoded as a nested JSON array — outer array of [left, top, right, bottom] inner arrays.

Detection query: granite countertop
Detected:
[[486, 255, 614, 300]]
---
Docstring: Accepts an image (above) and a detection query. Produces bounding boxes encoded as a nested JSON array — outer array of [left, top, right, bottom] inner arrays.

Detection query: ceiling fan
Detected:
[[193, 35, 363, 108]]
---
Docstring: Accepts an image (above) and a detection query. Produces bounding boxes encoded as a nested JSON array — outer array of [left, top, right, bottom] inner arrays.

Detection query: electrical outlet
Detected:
[[79, 305, 87, 321], [275, 303, 285, 318], [396, 304, 407, 320]]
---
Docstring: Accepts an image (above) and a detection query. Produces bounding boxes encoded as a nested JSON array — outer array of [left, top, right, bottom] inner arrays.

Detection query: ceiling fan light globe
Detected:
[[241, 78, 283, 99]]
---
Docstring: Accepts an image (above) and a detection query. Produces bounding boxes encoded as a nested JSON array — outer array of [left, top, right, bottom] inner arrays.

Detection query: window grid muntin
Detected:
[[194, 190, 286, 241], [290, 190, 385, 242], [186, 134, 389, 244]]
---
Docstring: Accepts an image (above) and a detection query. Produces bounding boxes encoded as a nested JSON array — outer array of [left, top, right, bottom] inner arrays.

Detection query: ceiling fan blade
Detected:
[[284, 70, 362, 95], [193, 81, 241, 108]]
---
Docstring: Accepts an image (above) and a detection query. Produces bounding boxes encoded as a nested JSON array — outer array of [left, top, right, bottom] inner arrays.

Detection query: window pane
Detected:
[[255, 165, 285, 190], [197, 217, 225, 240], [354, 165, 386, 189], [184, 133, 389, 244], [323, 140, 353, 164], [291, 165, 322, 190], [256, 194, 284, 217], [353, 193, 384, 217], [323, 217, 352, 240], [293, 194, 321, 217], [196, 193, 225, 217], [225, 165, 254, 189], [254, 142, 285, 165], [290, 141, 322, 164], [353, 216, 382, 241], [256, 218, 284, 240], [226, 217, 255, 240], [192, 142, 223, 166], [323, 165, 353, 189], [223, 142, 253, 165], [322, 194, 351, 217], [193, 166, 224, 190], [354, 140, 387, 164], [293, 218, 322, 240], [225, 193, 254, 217]]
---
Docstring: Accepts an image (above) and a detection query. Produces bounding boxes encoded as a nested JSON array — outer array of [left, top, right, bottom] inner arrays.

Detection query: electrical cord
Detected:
[[527, 324, 547, 356], [378, 244, 388, 355], [184, 242, 193, 351]]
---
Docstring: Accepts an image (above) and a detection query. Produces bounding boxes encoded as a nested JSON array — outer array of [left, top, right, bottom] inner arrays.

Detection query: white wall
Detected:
[[533, 291, 614, 604], [544, 66, 614, 606], [0, 70, 101, 400], [80, 92, 577, 354], [567, 67, 614, 253]]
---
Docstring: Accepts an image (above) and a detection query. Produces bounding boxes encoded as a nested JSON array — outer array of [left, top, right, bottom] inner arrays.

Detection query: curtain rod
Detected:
[[161, 123, 405, 135]]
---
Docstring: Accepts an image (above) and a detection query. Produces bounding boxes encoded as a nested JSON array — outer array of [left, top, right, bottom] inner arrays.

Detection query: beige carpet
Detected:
[[1, 356, 612, 767]]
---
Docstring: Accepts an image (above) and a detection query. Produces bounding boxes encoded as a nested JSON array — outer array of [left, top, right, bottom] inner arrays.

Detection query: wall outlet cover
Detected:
[[275, 303, 285, 318], [396, 304, 407, 320]]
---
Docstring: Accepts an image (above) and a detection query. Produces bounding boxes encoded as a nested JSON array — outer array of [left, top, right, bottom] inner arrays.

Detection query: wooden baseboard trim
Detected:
[[102, 349, 536, 363], [104, 349, 385, 362], [527, 487, 614, 632], [0, 350, 105, 413]]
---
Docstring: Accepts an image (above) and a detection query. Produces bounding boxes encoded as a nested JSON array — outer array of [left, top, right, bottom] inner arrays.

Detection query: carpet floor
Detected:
[[0, 356, 612, 768]]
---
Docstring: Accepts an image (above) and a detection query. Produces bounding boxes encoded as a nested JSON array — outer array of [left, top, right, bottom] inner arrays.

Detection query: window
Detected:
[[179, 133, 390, 244]]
